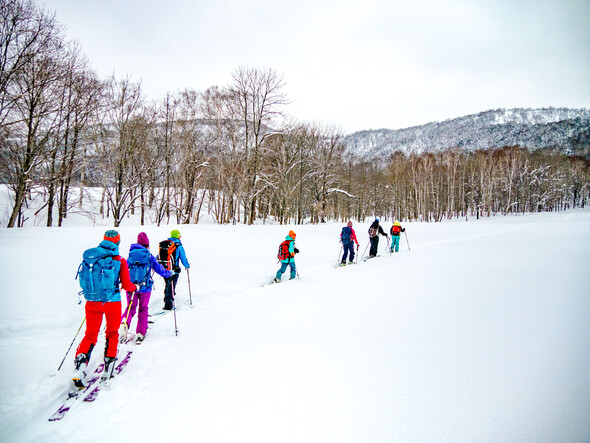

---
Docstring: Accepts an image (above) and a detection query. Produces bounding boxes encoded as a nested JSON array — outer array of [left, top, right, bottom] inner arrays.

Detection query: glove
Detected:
[[294, 247, 300, 254]]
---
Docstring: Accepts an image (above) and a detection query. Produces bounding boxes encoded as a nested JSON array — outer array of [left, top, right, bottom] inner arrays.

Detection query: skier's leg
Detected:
[[289, 261, 297, 279], [104, 301, 122, 358], [275, 261, 288, 280], [76, 301, 103, 358], [136, 292, 151, 335]]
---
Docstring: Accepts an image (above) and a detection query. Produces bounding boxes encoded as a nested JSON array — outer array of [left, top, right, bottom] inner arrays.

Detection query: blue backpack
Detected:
[[341, 226, 352, 244], [76, 246, 121, 301], [128, 248, 152, 292]]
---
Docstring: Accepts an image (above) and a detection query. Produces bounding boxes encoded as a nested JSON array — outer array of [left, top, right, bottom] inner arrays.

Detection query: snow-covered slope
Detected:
[[344, 107, 590, 157], [1, 211, 590, 442]]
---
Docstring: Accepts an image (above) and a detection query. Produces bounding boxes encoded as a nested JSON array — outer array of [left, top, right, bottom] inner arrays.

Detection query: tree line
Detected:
[[2, 0, 589, 228]]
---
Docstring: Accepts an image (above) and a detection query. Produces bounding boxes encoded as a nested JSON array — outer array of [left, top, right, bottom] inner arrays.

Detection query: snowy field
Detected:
[[1, 207, 589, 442]]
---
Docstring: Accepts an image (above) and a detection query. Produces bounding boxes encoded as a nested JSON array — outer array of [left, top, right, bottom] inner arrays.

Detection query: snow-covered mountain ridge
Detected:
[[344, 107, 590, 158]]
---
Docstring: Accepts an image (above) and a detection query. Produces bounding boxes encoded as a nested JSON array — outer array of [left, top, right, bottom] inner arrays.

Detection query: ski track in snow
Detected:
[[1, 210, 590, 442]]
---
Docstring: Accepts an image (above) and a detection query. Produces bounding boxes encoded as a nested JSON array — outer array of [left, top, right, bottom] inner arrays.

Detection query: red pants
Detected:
[[76, 300, 121, 359]]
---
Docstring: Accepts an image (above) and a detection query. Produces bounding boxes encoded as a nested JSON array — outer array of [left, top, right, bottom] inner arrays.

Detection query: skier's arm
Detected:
[[116, 257, 137, 292], [150, 255, 173, 278], [178, 244, 190, 269], [351, 228, 359, 245]]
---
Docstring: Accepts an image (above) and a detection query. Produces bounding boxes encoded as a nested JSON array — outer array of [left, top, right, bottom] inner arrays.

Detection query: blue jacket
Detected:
[[128, 243, 172, 291], [168, 237, 190, 272]]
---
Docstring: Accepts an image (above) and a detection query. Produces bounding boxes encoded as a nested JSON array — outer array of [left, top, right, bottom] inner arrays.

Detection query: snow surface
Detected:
[[1, 210, 590, 442]]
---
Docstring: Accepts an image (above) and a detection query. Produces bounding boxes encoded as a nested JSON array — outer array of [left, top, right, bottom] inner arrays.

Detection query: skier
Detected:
[[340, 220, 360, 265], [121, 232, 172, 343], [159, 230, 190, 311], [389, 221, 406, 253], [274, 230, 299, 282], [73, 230, 137, 386], [368, 217, 388, 258]]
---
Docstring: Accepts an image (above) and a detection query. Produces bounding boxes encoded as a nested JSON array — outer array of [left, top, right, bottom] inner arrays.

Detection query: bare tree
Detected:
[[229, 66, 289, 224], [99, 76, 145, 227]]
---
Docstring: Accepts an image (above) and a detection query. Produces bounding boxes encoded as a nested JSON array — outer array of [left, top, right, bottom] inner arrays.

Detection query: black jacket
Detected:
[[369, 221, 387, 237]]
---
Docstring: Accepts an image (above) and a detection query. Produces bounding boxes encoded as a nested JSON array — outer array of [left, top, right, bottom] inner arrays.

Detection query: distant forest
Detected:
[[2, 0, 589, 227]]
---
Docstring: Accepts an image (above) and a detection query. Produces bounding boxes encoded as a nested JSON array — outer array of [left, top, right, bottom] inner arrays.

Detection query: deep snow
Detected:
[[1, 207, 590, 442]]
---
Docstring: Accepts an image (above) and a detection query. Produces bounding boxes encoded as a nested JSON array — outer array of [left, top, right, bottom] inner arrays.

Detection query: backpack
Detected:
[[127, 248, 153, 291], [368, 226, 377, 238], [391, 225, 401, 236], [76, 246, 121, 302], [277, 240, 292, 261], [341, 226, 352, 244], [158, 240, 179, 272]]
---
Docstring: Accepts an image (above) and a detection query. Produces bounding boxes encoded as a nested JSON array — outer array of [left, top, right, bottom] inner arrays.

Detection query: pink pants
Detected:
[[121, 291, 151, 335]]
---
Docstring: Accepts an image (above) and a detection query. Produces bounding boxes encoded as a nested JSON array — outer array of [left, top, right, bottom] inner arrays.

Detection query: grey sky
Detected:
[[41, 0, 590, 133]]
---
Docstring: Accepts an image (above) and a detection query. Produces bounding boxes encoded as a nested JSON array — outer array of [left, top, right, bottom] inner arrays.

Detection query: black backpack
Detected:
[[158, 240, 180, 272]]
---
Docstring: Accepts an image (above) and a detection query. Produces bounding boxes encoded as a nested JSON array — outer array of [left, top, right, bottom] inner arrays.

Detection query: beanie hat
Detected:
[[347, 220, 353, 227], [104, 229, 120, 245], [170, 229, 181, 239], [137, 232, 149, 247], [375, 217, 380, 222], [288, 230, 296, 239]]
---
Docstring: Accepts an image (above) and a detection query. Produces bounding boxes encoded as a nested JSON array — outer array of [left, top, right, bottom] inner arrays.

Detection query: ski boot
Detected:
[[72, 354, 88, 388], [273, 277, 281, 283], [119, 322, 128, 343], [101, 357, 117, 382], [135, 333, 145, 344], [340, 262, 346, 267]]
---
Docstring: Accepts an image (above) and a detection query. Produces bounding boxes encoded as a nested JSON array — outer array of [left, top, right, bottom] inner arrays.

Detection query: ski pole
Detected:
[[404, 231, 411, 250], [337, 244, 342, 262], [186, 268, 193, 306], [57, 317, 86, 372], [121, 291, 136, 340], [355, 244, 359, 264], [362, 241, 370, 257], [171, 278, 178, 336]]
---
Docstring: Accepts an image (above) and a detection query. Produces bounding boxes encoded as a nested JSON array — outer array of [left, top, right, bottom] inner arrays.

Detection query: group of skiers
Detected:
[[338, 217, 406, 265], [73, 229, 190, 386], [72, 219, 406, 387]]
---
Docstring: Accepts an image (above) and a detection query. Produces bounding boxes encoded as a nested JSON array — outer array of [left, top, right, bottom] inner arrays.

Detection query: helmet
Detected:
[[375, 217, 380, 222]]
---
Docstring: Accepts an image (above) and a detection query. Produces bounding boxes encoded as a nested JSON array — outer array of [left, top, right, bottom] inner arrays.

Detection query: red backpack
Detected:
[[391, 225, 401, 236], [277, 240, 292, 261]]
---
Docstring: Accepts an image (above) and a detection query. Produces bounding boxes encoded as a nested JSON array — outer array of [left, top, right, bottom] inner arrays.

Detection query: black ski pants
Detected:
[[369, 236, 379, 257], [163, 273, 180, 310]]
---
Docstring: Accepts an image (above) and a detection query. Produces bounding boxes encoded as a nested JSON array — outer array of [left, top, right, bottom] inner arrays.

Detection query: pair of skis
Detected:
[[48, 347, 134, 421]]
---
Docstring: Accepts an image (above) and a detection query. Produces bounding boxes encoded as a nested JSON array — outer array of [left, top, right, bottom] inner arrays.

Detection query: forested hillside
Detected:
[[343, 108, 590, 158], [2, 1, 589, 228]]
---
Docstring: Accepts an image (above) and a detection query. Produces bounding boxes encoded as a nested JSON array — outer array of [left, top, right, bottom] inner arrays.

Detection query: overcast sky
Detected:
[[41, 0, 590, 133]]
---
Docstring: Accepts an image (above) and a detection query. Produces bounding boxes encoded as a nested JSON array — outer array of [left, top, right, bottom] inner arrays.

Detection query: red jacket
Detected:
[[113, 256, 137, 292]]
